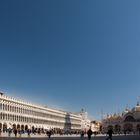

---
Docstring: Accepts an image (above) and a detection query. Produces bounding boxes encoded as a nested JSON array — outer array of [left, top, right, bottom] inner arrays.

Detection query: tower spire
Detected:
[[137, 96, 140, 106]]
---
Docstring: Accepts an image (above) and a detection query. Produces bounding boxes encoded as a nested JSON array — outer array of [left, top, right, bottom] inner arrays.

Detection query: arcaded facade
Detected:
[[0, 92, 88, 132]]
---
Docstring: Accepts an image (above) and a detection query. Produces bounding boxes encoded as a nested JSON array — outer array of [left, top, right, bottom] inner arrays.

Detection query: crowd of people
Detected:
[[0, 127, 86, 138], [0, 127, 128, 140]]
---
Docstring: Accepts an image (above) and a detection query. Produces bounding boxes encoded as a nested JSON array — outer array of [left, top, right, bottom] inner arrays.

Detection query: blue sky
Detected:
[[0, 0, 140, 120]]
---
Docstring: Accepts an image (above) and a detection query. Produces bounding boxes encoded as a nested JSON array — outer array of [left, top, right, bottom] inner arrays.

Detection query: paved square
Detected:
[[0, 135, 140, 140]]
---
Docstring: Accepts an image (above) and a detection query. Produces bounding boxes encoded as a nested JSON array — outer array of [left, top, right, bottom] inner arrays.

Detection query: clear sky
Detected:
[[0, 0, 140, 120]]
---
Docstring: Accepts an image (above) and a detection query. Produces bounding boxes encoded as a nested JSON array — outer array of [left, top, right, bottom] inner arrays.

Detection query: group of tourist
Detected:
[[0, 127, 114, 140], [0, 127, 86, 138], [0, 128, 53, 138]]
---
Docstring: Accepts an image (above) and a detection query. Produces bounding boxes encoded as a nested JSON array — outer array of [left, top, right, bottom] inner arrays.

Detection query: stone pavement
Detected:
[[0, 135, 140, 140]]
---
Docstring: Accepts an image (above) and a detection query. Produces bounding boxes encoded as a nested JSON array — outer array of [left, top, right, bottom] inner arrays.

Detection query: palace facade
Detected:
[[0, 92, 90, 132], [102, 102, 140, 134]]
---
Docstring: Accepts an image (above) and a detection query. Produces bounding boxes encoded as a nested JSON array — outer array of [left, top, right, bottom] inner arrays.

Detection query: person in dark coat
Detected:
[[47, 130, 52, 139], [14, 128, 18, 137], [106, 128, 113, 140], [80, 130, 85, 139], [87, 128, 93, 140]]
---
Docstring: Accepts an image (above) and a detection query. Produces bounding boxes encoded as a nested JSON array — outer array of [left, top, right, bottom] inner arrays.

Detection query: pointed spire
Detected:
[[137, 96, 140, 106], [137, 101, 139, 106]]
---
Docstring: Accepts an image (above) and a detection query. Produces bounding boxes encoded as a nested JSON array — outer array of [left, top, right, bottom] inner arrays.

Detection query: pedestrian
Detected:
[[14, 128, 18, 137], [18, 129, 22, 137], [47, 130, 52, 139], [87, 128, 93, 140], [27, 129, 31, 137], [124, 130, 126, 136], [80, 130, 84, 139], [0, 128, 2, 136], [8, 128, 12, 137], [106, 128, 113, 140]]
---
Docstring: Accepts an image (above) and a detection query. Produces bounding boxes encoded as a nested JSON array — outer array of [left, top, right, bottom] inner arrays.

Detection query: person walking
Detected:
[[47, 130, 52, 139], [106, 128, 113, 140], [8, 128, 12, 137], [87, 128, 93, 140], [14, 128, 17, 137], [80, 130, 85, 139], [27, 129, 31, 137]]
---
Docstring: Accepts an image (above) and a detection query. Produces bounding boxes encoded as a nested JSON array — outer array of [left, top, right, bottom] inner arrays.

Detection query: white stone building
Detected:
[[0, 92, 90, 132]]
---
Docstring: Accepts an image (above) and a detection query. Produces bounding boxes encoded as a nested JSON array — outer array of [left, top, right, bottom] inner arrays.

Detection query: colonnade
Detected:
[[0, 94, 82, 131]]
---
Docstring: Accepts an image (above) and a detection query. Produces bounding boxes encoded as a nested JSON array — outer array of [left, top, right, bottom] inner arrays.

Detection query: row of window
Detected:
[[0, 113, 81, 129], [0, 103, 81, 124], [0, 113, 64, 125]]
